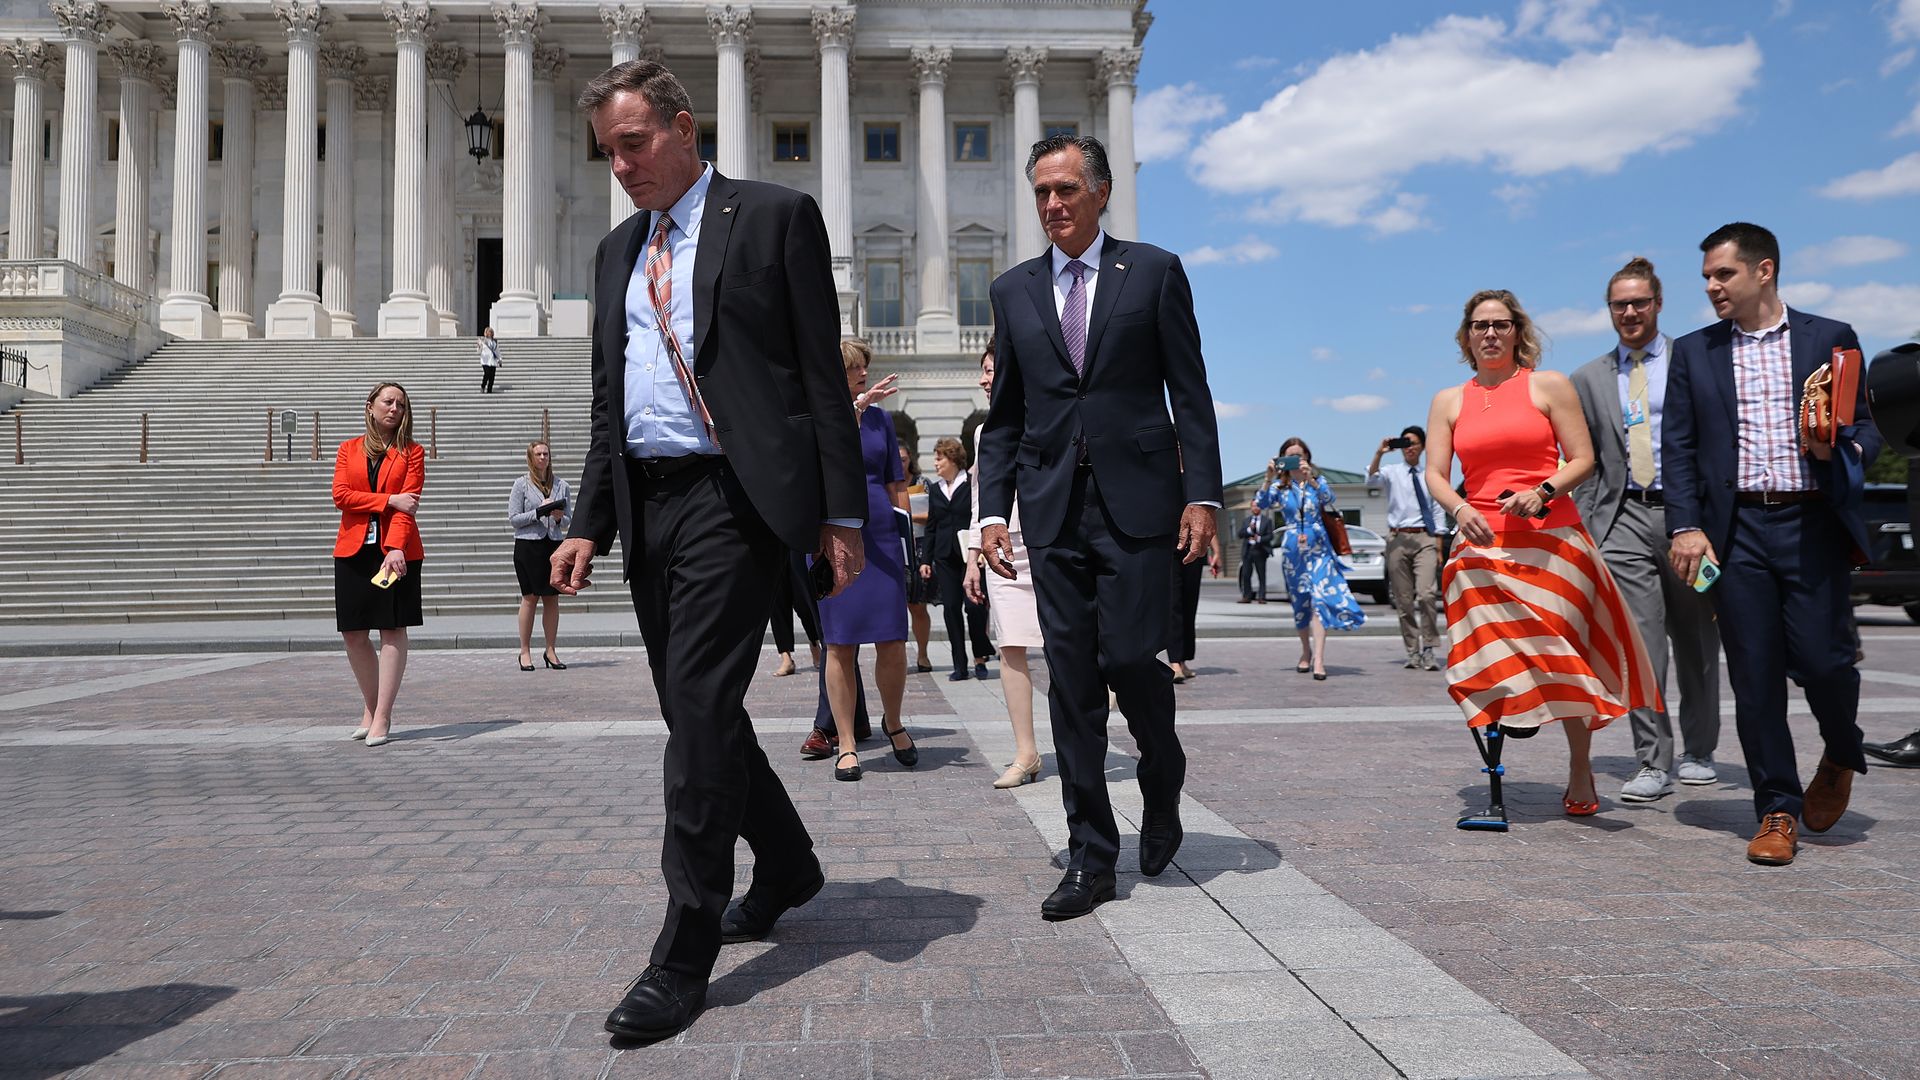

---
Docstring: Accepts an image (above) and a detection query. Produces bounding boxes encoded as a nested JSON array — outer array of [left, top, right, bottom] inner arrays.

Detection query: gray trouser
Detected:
[[1386, 531, 1439, 655], [1599, 498, 1722, 771]]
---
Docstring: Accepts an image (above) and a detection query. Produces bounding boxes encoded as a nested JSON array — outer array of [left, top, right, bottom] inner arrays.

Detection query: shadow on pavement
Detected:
[[0, 984, 235, 1078], [1452, 782, 1636, 830], [0, 911, 62, 921]]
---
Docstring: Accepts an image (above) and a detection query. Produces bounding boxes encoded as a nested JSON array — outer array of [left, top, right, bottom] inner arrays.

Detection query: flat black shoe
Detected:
[[720, 861, 826, 943], [975, 662, 990, 679], [604, 965, 707, 1041], [1864, 730, 1920, 767], [947, 669, 970, 682], [1139, 807, 1184, 878], [881, 719, 918, 767], [915, 662, 934, 674], [1313, 672, 1327, 681], [1041, 869, 1117, 921], [834, 751, 862, 782]]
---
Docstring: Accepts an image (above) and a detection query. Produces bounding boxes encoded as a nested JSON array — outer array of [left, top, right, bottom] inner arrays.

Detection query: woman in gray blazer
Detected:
[[508, 441, 572, 670]]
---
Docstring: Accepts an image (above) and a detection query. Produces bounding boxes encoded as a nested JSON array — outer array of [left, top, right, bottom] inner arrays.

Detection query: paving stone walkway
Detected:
[[2, 626, 1918, 1078]]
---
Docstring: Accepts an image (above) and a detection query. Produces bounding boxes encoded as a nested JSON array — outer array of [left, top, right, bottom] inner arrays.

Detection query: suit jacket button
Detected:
[[1723, 480, 1733, 488]]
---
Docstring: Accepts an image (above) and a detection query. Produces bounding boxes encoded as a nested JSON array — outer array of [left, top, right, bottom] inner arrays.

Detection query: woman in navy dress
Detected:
[[1257, 437, 1365, 680], [817, 338, 917, 781]]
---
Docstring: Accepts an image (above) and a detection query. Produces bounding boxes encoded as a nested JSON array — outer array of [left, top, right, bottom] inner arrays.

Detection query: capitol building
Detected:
[[0, 0, 1151, 443]]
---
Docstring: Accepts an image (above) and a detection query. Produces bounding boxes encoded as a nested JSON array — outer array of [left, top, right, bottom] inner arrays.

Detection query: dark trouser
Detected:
[[1598, 499, 1720, 771], [626, 459, 813, 978], [1712, 501, 1865, 821], [935, 556, 992, 673], [1168, 555, 1203, 664], [1030, 466, 1184, 875], [480, 365, 496, 392], [1239, 543, 1267, 600], [768, 552, 821, 656]]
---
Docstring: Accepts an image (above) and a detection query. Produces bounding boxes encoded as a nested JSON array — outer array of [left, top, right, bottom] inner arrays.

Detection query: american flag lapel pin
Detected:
[[722, 206, 733, 213], [1114, 262, 1126, 270]]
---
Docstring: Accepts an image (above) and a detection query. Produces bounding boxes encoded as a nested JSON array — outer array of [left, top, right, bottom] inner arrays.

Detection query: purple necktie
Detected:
[[1061, 259, 1089, 376]]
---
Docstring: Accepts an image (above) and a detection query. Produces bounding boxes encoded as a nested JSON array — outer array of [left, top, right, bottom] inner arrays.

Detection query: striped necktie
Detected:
[[646, 212, 720, 450], [1061, 259, 1089, 376]]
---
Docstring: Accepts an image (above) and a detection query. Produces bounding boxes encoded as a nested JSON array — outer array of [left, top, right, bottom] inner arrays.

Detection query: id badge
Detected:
[[1624, 401, 1646, 427]]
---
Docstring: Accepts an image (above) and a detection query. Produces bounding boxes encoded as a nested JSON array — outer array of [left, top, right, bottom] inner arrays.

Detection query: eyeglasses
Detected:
[[1469, 319, 1515, 335], [1607, 297, 1656, 313]]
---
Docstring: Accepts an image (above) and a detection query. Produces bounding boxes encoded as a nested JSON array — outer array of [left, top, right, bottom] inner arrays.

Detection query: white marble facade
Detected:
[[0, 0, 1149, 441]]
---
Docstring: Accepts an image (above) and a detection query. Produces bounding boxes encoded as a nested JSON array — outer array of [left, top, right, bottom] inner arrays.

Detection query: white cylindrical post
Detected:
[[488, 2, 544, 336], [213, 43, 265, 337], [109, 40, 164, 294], [813, 7, 854, 278], [378, 1, 440, 337], [531, 43, 566, 316], [2, 42, 52, 260], [157, 1, 223, 338], [266, 2, 331, 337], [707, 5, 752, 179], [319, 42, 365, 336], [600, 4, 648, 228], [1097, 47, 1140, 241], [911, 46, 956, 353], [52, 0, 113, 270], [1007, 47, 1047, 263], [425, 40, 467, 335]]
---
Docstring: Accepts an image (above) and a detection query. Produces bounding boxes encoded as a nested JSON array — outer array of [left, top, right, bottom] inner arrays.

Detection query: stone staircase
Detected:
[[0, 337, 648, 624]]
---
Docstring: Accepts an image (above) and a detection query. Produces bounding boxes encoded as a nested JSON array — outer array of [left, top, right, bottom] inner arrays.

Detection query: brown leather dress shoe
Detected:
[[1801, 756, 1854, 833], [1746, 812, 1798, 866], [799, 729, 834, 760]]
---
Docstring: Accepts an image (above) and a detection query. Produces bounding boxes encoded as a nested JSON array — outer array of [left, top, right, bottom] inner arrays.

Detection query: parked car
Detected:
[[1267, 523, 1390, 604], [1854, 482, 1920, 623]]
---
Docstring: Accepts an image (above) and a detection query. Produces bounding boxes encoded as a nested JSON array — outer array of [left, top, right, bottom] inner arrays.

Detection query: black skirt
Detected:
[[514, 537, 561, 596], [335, 544, 424, 632]]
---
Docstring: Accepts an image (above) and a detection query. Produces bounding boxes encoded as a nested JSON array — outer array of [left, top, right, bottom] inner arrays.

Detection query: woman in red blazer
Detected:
[[332, 381, 426, 747]]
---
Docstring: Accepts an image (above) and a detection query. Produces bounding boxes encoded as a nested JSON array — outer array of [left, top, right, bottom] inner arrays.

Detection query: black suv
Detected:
[[1856, 481, 1920, 624]]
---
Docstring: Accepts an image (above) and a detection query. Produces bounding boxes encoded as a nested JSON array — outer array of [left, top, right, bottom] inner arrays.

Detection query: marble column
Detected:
[[210, 43, 264, 337], [707, 5, 752, 180], [425, 40, 466, 335], [51, 0, 114, 271], [599, 4, 648, 229], [157, 0, 223, 339], [319, 42, 365, 336], [2, 41, 52, 260], [265, 2, 331, 337], [378, 1, 440, 337], [910, 46, 956, 354], [531, 43, 566, 316], [811, 6, 855, 332], [489, 2, 543, 336], [109, 41, 163, 293], [1096, 47, 1139, 242], [1006, 47, 1046, 263]]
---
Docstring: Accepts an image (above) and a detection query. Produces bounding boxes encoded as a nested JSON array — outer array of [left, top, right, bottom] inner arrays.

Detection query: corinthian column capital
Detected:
[[109, 39, 167, 82], [385, 2, 442, 47], [810, 5, 854, 50], [212, 40, 267, 80], [2, 39, 57, 79], [600, 4, 649, 50], [319, 41, 368, 81], [159, 0, 223, 44], [909, 45, 950, 87], [532, 42, 567, 81], [706, 4, 752, 49], [50, 0, 115, 44], [274, 1, 331, 44], [1093, 46, 1140, 92], [1005, 45, 1046, 86], [426, 40, 468, 82], [492, 2, 545, 47]]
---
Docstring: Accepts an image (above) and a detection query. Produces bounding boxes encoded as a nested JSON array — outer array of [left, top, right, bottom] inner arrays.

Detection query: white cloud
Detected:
[[1493, 182, 1539, 216], [1213, 399, 1256, 419], [1780, 281, 1920, 341], [1135, 82, 1228, 163], [1367, 194, 1429, 235], [1234, 56, 1283, 71], [1893, 0, 1920, 41], [1535, 306, 1614, 338], [1798, 235, 1910, 273], [1882, 46, 1915, 76], [1399, 303, 1432, 315], [1184, 236, 1280, 266], [1515, 0, 1610, 45], [1896, 99, 1920, 137], [1367, 367, 1389, 382], [1310, 346, 1337, 362], [1315, 394, 1392, 414], [1819, 152, 1920, 200], [1187, 16, 1761, 232]]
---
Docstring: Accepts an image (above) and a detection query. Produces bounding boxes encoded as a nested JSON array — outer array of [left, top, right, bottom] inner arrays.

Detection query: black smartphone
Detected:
[[1386, 437, 1412, 450], [808, 554, 837, 601], [1497, 489, 1551, 519], [1277, 454, 1302, 472]]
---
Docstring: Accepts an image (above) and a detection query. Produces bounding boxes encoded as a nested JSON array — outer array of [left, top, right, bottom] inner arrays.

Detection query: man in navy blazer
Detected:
[[979, 134, 1223, 920], [1663, 222, 1881, 867]]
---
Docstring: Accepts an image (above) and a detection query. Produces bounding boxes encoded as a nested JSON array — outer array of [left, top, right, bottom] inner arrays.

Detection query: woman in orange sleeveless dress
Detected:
[[1424, 290, 1662, 818]]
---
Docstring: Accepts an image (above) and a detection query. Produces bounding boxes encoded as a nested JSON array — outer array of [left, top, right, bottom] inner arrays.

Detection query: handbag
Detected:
[[1321, 509, 1352, 556], [1800, 346, 1862, 452]]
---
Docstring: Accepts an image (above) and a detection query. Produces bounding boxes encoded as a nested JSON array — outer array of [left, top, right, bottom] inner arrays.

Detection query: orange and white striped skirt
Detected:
[[1442, 526, 1663, 731]]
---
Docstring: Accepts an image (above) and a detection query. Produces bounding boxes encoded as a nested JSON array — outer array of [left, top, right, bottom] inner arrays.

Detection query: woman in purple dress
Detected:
[[818, 338, 917, 781]]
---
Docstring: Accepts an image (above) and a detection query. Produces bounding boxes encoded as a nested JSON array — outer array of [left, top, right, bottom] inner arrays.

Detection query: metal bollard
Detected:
[[265, 407, 274, 462], [429, 406, 438, 460], [140, 413, 149, 464], [312, 411, 321, 460]]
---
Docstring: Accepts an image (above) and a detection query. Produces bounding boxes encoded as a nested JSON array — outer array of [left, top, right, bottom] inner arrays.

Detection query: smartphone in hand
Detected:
[[1692, 557, 1720, 593], [808, 554, 837, 601], [1277, 454, 1302, 472]]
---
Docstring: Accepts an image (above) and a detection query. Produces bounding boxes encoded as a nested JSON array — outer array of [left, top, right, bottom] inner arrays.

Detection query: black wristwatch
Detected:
[[1535, 480, 1557, 501]]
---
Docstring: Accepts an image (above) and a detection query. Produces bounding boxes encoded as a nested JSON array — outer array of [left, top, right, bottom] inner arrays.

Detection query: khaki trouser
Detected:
[[1386, 531, 1439, 656]]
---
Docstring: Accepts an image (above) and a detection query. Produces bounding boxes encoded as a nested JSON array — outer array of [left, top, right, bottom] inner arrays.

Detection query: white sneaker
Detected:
[[1677, 754, 1718, 785], [1403, 654, 1421, 669], [1618, 766, 1674, 802], [1420, 649, 1441, 671]]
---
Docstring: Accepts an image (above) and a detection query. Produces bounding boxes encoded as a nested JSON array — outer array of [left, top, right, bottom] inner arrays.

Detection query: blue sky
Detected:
[[1134, 0, 1920, 480]]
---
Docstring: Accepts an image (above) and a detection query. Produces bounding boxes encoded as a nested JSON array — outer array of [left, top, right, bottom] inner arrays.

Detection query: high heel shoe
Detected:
[[881, 719, 918, 768], [1295, 660, 1311, 674], [542, 651, 567, 670], [1313, 671, 1328, 681], [350, 727, 369, 741], [517, 655, 535, 672], [993, 757, 1041, 789], [365, 731, 391, 747], [1562, 791, 1599, 816], [833, 751, 862, 782], [773, 654, 797, 677]]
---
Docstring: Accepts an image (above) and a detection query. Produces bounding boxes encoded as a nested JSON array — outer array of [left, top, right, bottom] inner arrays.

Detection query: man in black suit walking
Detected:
[[1237, 501, 1274, 603], [551, 61, 866, 1040], [979, 134, 1222, 920]]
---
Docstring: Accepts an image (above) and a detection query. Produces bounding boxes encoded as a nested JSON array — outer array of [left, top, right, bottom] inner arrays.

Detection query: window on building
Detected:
[[953, 122, 990, 162], [206, 262, 220, 307], [772, 122, 810, 162], [956, 260, 992, 327], [588, 121, 607, 160], [43, 118, 55, 162], [698, 123, 717, 162], [866, 260, 903, 327], [209, 120, 223, 162], [864, 122, 899, 162], [491, 117, 506, 160], [1043, 121, 1078, 139], [316, 122, 326, 162], [106, 118, 119, 162]]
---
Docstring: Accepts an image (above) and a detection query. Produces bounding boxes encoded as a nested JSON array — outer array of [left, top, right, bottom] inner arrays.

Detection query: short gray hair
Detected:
[[1024, 133, 1114, 196], [576, 59, 696, 128]]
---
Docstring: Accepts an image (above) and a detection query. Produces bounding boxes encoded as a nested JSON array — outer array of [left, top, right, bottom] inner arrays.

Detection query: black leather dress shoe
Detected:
[[1040, 869, 1116, 921], [604, 965, 707, 1041], [1864, 729, 1920, 767], [720, 862, 826, 943], [1139, 807, 1184, 878]]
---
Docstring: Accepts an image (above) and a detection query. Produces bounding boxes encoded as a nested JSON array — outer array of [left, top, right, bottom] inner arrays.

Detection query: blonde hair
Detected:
[[1454, 289, 1543, 371], [526, 441, 554, 498], [840, 336, 873, 373], [1607, 256, 1662, 302], [362, 382, 415, 463]]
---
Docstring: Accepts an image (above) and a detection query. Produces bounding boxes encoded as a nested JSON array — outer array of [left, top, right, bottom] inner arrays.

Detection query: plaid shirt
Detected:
[[1731, 311, 1810, 492]]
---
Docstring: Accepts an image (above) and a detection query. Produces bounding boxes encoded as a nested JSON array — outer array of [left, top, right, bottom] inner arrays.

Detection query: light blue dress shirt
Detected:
[[1613, 333, 1668, 490], [623, 164, 716, 459]]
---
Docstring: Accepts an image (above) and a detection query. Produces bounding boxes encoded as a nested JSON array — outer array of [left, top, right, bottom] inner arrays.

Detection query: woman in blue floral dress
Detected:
[[1256, 437, 1365, 679]]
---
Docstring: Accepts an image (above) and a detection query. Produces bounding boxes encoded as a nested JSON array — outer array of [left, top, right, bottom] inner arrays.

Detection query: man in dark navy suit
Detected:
[[979, 134, 1222, 920], [1663, 222, 1881, 867]]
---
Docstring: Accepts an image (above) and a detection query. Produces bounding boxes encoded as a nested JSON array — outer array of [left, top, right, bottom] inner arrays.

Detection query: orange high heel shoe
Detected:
[[1563, 769, 1600, 816]]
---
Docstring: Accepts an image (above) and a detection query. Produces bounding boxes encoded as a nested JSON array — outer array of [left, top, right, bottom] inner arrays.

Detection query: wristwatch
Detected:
[[1535, 480, 1557, 501]]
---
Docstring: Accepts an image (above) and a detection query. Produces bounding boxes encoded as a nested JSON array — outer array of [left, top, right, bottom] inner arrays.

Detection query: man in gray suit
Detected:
[[1570, 257, 1722, 802]]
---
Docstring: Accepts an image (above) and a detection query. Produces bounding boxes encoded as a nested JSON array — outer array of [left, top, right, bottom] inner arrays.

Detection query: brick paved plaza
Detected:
[[3, 607, 1919, 1079]]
